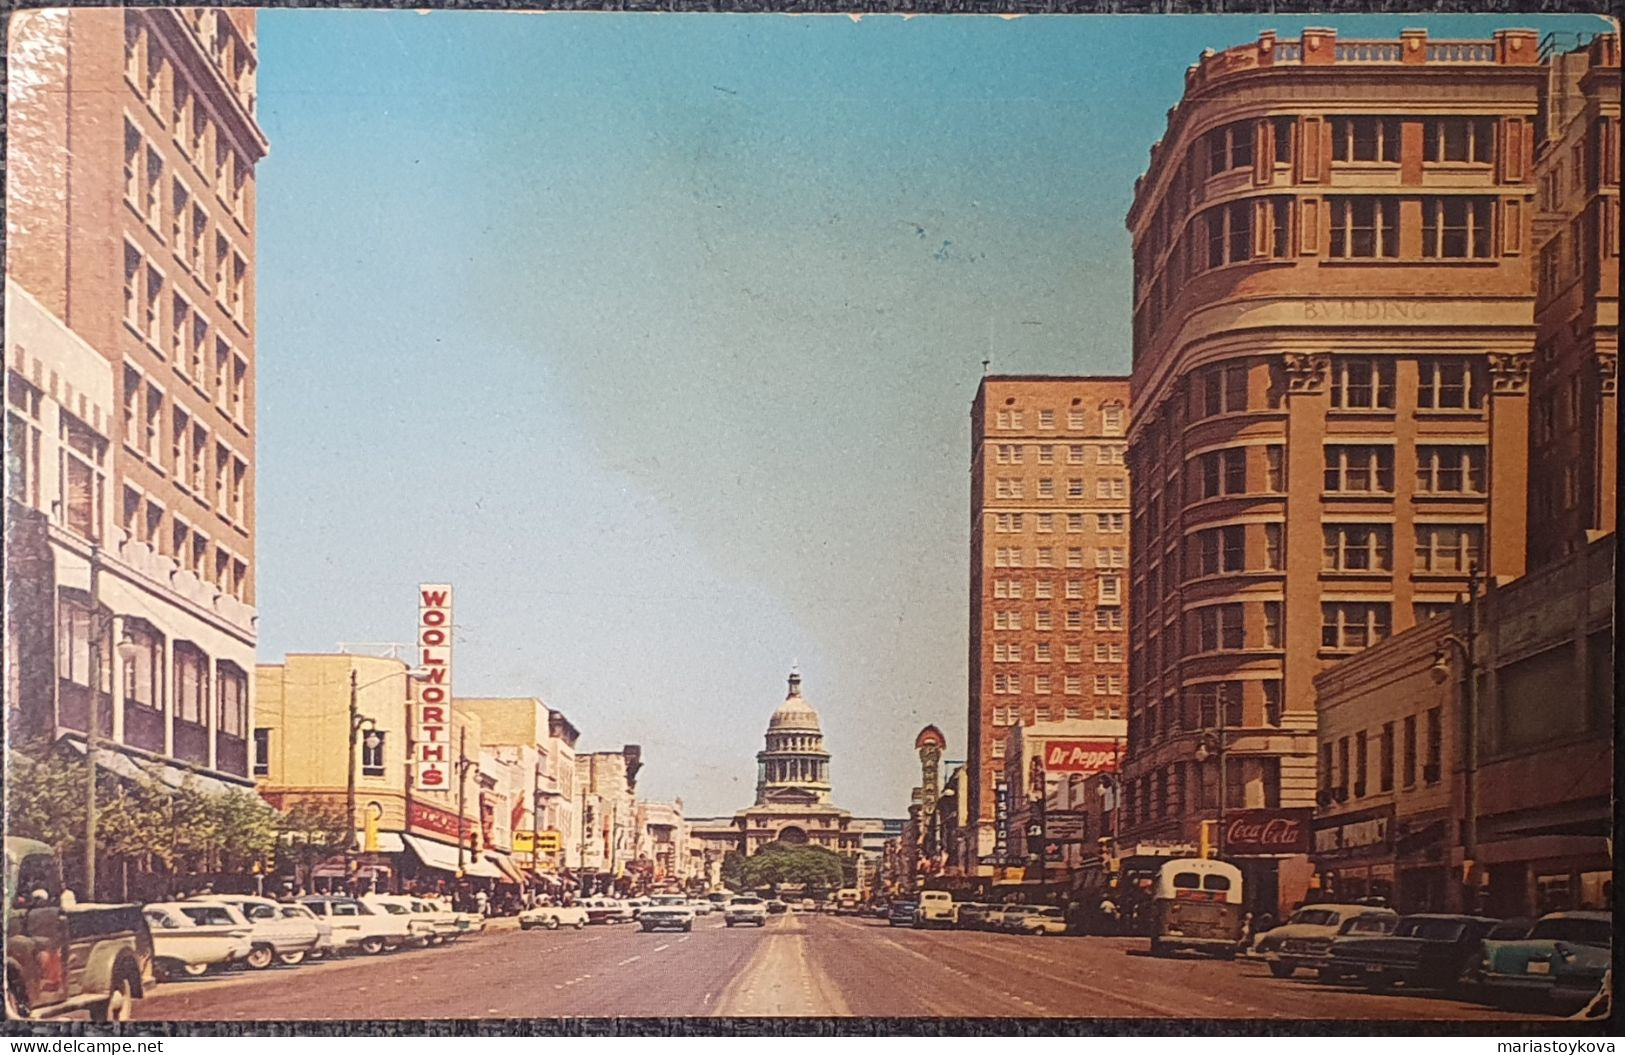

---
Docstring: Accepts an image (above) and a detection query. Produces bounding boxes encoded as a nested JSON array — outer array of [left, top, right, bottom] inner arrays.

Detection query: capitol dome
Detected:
[[767, 669, 823, 732]]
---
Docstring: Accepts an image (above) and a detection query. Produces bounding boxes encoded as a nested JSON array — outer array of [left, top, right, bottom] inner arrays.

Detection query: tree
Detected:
[[738, 841, 845, 893], [275, 799, 352, 893], [720, 850, 748, 892]]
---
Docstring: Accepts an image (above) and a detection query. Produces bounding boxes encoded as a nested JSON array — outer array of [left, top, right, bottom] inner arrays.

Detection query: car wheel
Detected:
[[245, 944, 276, 970], [182, 962, 211, 978], [1268, 962, 1295, 979], [684, 923, 693, 932], [546, 917, 561, 931], [360, 936, 387, 956], [89, 972, 136, 1023], [277, 950, 307, 967], [575, 920, 586, 930]]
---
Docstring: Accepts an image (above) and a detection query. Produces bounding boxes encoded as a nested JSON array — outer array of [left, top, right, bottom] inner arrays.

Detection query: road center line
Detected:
[[652, 944, 670, 952], [617, 955, 642, 967]]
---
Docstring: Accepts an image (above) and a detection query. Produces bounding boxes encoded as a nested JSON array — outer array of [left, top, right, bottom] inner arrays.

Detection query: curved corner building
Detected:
[[1119, 27, 1548, 913]]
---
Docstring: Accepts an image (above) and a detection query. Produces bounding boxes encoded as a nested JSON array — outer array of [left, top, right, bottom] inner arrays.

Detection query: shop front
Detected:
[[1311, 804, 1396, 906]]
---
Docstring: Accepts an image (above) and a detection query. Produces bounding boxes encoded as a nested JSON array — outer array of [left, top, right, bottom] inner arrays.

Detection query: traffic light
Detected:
[[469, 826, 484, 855]]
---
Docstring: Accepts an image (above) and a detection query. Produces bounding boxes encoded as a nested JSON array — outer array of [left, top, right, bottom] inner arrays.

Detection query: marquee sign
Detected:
[[416, 584, 453, 789]]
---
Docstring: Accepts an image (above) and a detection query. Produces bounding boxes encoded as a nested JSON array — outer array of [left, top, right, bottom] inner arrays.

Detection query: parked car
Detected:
[[1256, 903, 1399, 978], [420, 896, 484, 935], [298, 896, 414, 955], [191, 895, 320, 968], [888, 899, 919, 928], [519, 903, 589, 931], [725, 896, 769, 928], [276, 902, 336, 959], [1473, 911, 1612, 1011], [5, 838, 152, 1022], [954, 902, 995, 931], [1315, 913, 1402, 983], [688, 899, 716, 917], [142, 902, 251, 981], [766, 899, 789, 915], [984, 905, 1028, 932], [913, 891, 956, 929], [361, 894, 441, 947], [1326, 914, 1500, 993], [582, 898, 636, 925], [641, 896, 697, 933], [625, 897, 652, 920], [1004, 905, 1068, 936]]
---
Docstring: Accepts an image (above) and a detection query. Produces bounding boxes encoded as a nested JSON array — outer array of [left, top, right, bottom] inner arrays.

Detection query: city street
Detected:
[[133, 912, 1550, 1021]]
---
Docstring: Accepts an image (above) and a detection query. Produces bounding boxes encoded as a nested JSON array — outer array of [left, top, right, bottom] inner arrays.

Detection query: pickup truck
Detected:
[[5, 837, 152, 1022]]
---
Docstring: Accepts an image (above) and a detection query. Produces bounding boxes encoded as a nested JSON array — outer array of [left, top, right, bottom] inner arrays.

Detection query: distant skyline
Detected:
[[253, 11, 1612, 817]]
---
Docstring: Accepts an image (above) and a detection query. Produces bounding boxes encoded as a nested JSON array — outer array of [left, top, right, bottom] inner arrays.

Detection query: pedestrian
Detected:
[[474, 888, 490, 916]]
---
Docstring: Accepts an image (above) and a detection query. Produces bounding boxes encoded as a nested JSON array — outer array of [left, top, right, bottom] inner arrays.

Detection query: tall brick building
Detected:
[[6, 9, 267, 807], [1119, 27, 1545, 915], [963, 376, 1132, 875], [1527, 33, 1619, 569]]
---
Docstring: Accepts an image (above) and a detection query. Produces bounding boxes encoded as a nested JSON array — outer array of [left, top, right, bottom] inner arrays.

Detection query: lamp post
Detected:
[[84, 544, 144, 901], [1429, 564, 1481, 911], [454, 726, 478, 878], [345, 669, 382, 864]]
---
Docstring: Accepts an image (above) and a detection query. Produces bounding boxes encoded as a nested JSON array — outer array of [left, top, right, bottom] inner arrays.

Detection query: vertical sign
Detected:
[[416, 583, 453, 789]]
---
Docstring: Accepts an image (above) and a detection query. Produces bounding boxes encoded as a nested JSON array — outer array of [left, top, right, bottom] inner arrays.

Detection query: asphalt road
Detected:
[[132, 911, 1560, 1021]]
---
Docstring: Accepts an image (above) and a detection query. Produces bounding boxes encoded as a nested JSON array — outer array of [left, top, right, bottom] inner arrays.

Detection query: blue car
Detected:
[[1473, 911, 1611, 1011], [888, 900, 919, 927]]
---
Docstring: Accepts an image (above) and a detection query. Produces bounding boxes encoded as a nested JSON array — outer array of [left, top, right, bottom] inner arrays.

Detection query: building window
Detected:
[[1263, 680, 1283, 725], [1099, 576, 1121, 604], [1034, 674, 1051, 695], [174, 642, 210, 725], [1329, 198, 1399, 258], [124, 122, 143, 209], [1065, 547, 1084, 568], [1097, 513, 1125, 533], [1194, 448, 1247, 500], [1268, 197, 1292, 258], [217, 660, 247, 737], [1193, 683, 1243, 728], [1067, 478, 1084, 499], [1035, 547, 1054, 569], [1198, 363, 1249, 418], [362, 730, 387, 777], [1101, 403, 1124, 435], [1096, 478, 1125, 499], [253, 728, 270, 776], [1095, 607, 1122, 631], [1321, 602, 1391, 652], [1414, 601, 1455, 623], [1324, 445, 1394, 493], [1263, 601, 1283, 648], [1033, 580, 1052, 600], [1264, 522, 1283, 570], [1329, 358, 1395, 410], [995, 444, 1021, 465], [56, 594, 110, 693], [995, 409, 1023, 430], [1036, 445, 1054, 465], [1331, 117, 1400, 163], [1424, 707, 1442, 784], [1402, 714, 1418, 788], [1192, 604, 1244, 652], [993, 547, 1022, 568], [1414, 523, 1482, 573], [1203, 200, 1253, 270], [993, 611, 1022, 631], [1207, 121, 1254, 174], [1322, 524, 1392, 572], [1193, 525, 1246, 577], [994, 478, 1022, 499], [1067, 444, 1085, 464], [1037, 478, 1055, 499], [1379, 722, 1395, 793], [1421, 198, 1494, 258], [1422, 118, 1493, 164], [1354, 731, 1369, 797], [1415, 445, 1485, 495], [59, 414, 106, 543], [1417, 358, 1484, 410], [1094, 642, 1124, 662], [1037, 409, 1055, 430], [123, 244, 143, 331], [1096, 546, 1126, 568]]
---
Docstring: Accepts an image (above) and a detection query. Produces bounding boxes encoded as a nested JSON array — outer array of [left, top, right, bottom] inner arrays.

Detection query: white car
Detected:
[[583, 898, 636, 925], [276, 902, 336, 959], [142, 902, 253, 980], [518, 903, 589, 931], [725, 896, 768, 928], [420, 896, 485, 935], [913, 891, 956, 929], [363, 894, 444, 946], [688, 899, 715, 916], [298, 896, 414, 955], [189, 895, 320, 968], [640, 896, 696, 933]]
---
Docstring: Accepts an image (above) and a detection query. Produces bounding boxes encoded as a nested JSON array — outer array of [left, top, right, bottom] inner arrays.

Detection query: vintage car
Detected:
[[298, 896, 415, 954], [519, 903, 589, 931], [913, 891, 957, 929], [1473, 911, 1612, 1010], [640, 896, 697, 933], [724, 896, 769, 928], [1003, 905, 1068, 936], [1256, 903, 1399, 978], [582, 898, 637, 925], [1313, 913, 1401, 983], [5, 838, 153, 1022], [1324, 914, 1499, 992], [955, 903, 995, 930], [190, 894, 321, 968], [361, 894, 443, 947], [887, 899, 919, 928], [143, 902, 253, 981], [276, 902, 337, 959]]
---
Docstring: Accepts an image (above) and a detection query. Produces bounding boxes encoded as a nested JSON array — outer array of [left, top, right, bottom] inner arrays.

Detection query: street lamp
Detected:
[[1427, 564, 1481, 911], [347, 667, 422, 863], [1194, 724, 1225, 859], [454, 726, 478, 879]]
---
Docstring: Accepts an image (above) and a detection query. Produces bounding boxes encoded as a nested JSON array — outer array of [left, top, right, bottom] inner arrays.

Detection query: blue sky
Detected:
[[253, 12, 1611, 816]]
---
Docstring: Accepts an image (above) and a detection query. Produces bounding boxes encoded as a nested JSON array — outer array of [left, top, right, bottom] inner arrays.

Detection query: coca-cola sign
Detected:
[[1222, 809, 1312, 856], [1040, 739, 1121, 774]]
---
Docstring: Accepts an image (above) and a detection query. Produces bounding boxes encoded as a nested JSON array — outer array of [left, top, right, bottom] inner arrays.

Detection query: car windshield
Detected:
[[1488, 919, 1534, 941], [1289, 909, 1340, 927], [1032, 907, 1062, 917], [242, 903, 276, 920], [732, 898, 763, 905], [1529, 918, 1612, 946], [377, 903, 409, 915], [653, 897, 686, 906], [144, 909, 181, 929], [1395, 918, 1465, 941], [180, 905, 235, 926], [278, 906, 312, 920], [1343, 916, 1397, 936]]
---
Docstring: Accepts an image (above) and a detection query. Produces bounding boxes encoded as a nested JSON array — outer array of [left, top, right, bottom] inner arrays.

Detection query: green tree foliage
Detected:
[[720, 850, 748, 892], [274, 799, 353, 892], [738, 841, 846, 893]]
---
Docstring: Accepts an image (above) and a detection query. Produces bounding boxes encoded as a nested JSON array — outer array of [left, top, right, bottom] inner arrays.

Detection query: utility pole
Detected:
[[1462, 564, 1481, 908], [1216, 690, 1228, 860], [85, 544, 101, 902], [456, 726, 468, 878]]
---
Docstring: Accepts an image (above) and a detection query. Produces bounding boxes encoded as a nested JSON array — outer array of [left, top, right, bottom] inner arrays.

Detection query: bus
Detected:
[[834, 888, 862, 915], [1147, 858, 1244, 958]]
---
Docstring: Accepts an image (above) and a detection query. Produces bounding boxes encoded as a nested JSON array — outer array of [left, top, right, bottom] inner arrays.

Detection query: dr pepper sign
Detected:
[[416, 584, 453, 789]]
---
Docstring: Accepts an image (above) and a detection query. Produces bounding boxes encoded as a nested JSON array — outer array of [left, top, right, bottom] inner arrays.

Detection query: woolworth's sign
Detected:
[[416, 584, 454, 789]]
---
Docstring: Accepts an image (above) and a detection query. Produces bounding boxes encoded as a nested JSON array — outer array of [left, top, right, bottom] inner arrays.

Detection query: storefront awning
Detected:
[[402, 834, 503, 879], [486, 852, 527, 885], [62, 741, 150, 783]]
